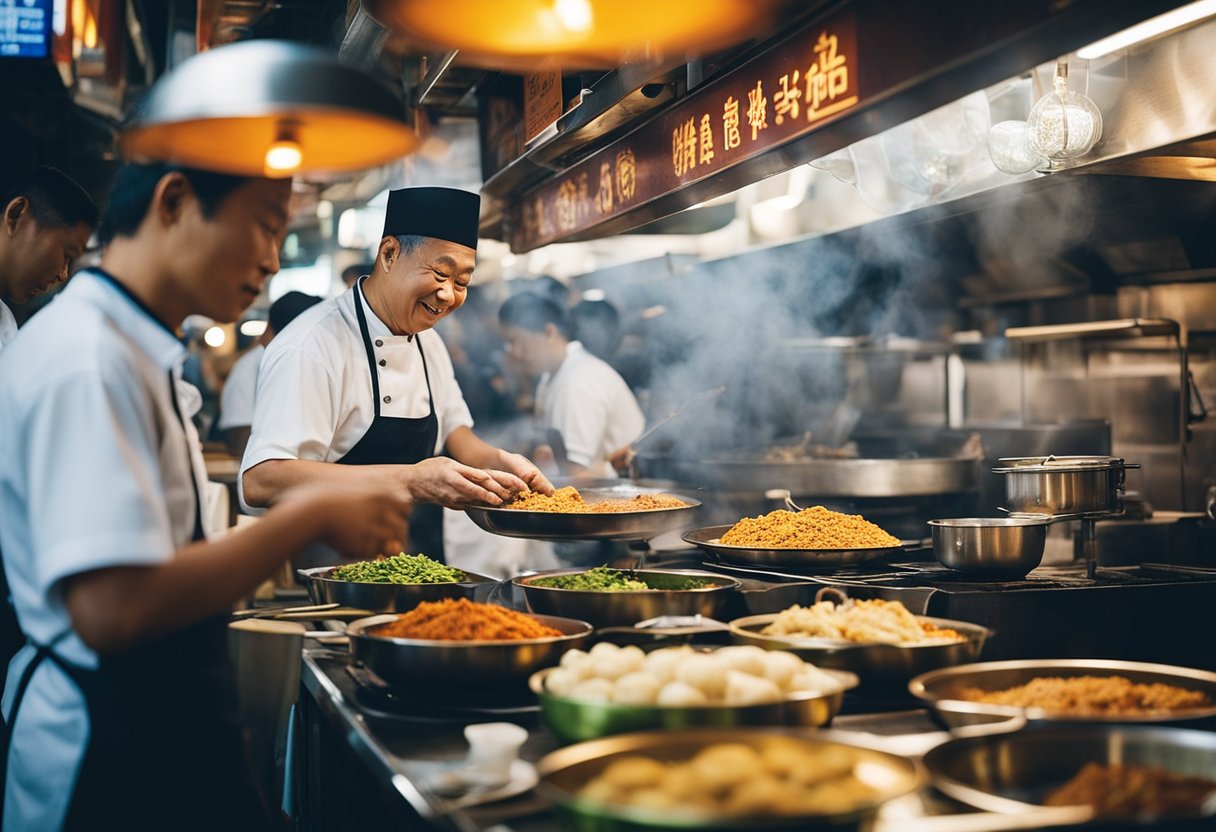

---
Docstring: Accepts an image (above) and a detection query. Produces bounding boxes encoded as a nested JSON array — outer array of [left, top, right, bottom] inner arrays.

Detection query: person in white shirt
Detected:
[[218, 291, 321, 457], [0, 167, 97, 352], [0, 162, 410, 830], [240, 187, 552, 560], [498, 292, 645, 478]]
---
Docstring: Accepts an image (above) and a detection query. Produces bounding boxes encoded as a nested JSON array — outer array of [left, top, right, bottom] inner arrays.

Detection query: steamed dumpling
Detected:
[[787, 666, 844, 695], [545, 667, 580, 696], [559, 649, 593, 680], [612, 671, 663, 706], [713, 645, 769, 677], [674, 653, 728, 699], [644, 646, 693, 683], [723, 669, 783, 706], [568, 678, 614, 702], [762, 650, 806, 689], [657, 680, 709, 707]]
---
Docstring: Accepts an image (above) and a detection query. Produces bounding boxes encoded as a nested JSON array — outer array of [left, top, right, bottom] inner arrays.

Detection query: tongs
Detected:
[[231, 602, 373, 621]]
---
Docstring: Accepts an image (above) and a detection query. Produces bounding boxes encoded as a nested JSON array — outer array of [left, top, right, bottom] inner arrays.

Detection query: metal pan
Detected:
[[910, 659, 1216, 728], [529, 665, 858, 744], [515, 568, 739, 628], [730, 612, 991, 687], [298, 566, 496, 612], [683, 525, 903, 568], [923, 724, 1216, 825], [537, 728, 922, 831], [347, 612, 592, 697], [465, 485, 702, 541]]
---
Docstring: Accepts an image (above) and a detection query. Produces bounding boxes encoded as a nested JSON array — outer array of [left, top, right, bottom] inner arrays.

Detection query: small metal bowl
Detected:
[[298, 565, 496, 612], [537, 728, 923, 831], [530, 665, 858, 744], [730, 612, 991, 688], [347, 612, 592, 697], [516, 569, 740, 628], [928, 517, 1051, 579]]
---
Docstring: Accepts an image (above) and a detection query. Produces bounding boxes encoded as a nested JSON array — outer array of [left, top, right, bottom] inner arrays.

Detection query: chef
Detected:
[[240, 187, 552, 560], [0, 167, 97, 352], [0, 162, 410, 830], [498, 291, 645, 478]]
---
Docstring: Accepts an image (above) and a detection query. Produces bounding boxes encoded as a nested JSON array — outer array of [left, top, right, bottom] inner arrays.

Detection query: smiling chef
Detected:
[[240, 187, 552, 552]]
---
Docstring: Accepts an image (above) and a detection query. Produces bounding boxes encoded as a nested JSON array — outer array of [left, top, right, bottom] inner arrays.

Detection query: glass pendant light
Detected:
[[120, 40, 418, 178], [1026, 59, 1102, 163], [362, 0, 780, 66]]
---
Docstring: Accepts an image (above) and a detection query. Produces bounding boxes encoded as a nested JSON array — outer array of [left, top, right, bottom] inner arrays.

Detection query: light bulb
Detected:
[[203, 326, 227, 348], [553, 0, 593, 33], [987, 120, 1045, 174], [1026, 61, 1102, 162], [264, 139, 303, 176]]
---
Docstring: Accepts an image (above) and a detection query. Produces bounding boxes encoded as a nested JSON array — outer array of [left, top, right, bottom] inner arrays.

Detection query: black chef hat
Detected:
[[382, 186, 480, 250]]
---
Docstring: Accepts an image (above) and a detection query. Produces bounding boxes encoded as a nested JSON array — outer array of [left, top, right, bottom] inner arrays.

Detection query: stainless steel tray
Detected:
[[530, 665, 858, 744], [298, 566, 495, 612], [910, 659, 1216, 727], [465, 485, 701, 541], [347, 612, 592, 696], [730, 612, 991, 687], [924, 724, 1216, 823], [683, 525, 903, 568], [516, 568, 739, 628]]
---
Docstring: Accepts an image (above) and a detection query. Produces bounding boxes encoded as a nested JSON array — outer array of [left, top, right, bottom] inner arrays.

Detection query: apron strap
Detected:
[[166, 369, 206, 543], [353, 277, 436, 420]]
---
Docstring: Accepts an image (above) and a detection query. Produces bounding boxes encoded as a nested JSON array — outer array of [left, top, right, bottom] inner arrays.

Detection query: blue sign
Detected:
[[0, 0, 51, 59]]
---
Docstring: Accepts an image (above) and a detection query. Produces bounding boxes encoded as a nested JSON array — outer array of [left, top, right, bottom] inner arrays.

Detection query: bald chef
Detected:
[[240, 187, 552, 558]]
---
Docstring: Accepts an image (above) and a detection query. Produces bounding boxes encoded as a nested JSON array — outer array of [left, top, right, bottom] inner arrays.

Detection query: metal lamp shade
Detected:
[[120, 40, 417, 177], [363, 0, 780, 67]]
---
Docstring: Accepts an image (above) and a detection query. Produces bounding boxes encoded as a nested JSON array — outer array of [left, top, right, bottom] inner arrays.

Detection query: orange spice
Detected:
[[370, 598, 562, 641], [506, 485, 688, 513]]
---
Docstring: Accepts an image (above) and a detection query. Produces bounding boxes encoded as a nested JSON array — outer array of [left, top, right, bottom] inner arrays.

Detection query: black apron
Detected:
[[0, 276, 265, 830], [337, 278, 442, 558]]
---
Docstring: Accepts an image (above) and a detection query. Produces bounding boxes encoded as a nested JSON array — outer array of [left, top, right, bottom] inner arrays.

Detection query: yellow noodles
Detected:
[[720, 506, 900, 549]]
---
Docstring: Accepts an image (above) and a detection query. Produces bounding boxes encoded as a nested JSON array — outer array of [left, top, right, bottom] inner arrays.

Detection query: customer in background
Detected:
[[0, 167, 97, 351], [340, 261, 374, 289], [219, 291, 322, 457]]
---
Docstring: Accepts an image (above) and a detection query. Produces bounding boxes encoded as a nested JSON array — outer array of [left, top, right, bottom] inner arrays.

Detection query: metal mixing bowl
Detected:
[[928, 517, 1051, 578], [537, 728, 923, 831], [347, 612, 592, 696], [530, 665, 858, 744], [299, 565, 495, 612], [516, 569, 740, 628]]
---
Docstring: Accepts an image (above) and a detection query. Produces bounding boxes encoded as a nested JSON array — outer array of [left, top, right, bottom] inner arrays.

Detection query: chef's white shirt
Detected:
[[0, 299, 17, 351], [217, 343, 263, 430], [0, 270, 209, 830], [535, 341, 645, 477], [240, 285, 473, 489]]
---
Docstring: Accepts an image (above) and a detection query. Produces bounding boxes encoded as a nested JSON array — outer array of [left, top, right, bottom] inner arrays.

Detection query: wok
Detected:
[[516, 568, 739, 628], [465, 484, 701, 541], [298, 565, 495, 612]]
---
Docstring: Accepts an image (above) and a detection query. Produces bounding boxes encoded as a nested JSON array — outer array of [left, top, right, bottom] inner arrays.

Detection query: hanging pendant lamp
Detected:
[[120, 40, 418, 178], [362, 0, 780, 67]]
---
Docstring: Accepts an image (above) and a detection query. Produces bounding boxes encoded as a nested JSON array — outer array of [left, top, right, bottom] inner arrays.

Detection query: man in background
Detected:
[[340, 261, 375, 289], [0, 167, 98, 351], [219, 291, 322, 457]]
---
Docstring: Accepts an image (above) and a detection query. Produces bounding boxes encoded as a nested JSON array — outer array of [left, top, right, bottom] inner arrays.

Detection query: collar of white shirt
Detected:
[[78, 270, 186, 370], [352, 282, 415, 343], [0, 298, 17, 350]]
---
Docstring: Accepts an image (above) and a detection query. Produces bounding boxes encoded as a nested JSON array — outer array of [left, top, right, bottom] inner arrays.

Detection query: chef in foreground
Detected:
[[240, 186, 552, 560]]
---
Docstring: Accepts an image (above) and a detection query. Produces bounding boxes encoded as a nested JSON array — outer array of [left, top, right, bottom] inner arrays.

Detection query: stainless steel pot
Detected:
[[516, 569, 739, 628], [928, 517, 1050, 579], [993, 455, 1138, 518]]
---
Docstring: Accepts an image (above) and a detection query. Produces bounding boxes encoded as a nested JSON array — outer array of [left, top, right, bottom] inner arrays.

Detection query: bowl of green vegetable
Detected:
[[515, 567, 740, 629], [300, 553, 496, 613]]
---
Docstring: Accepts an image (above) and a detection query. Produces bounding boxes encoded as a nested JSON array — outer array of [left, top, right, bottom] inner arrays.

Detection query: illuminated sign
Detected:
[[509, 9, 859, 252], [0, 0, 51, 58]]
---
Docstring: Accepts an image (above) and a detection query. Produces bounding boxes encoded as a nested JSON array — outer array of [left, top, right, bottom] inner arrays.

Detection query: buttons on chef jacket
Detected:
[[383, 396, 391, 403], [379, 359, 386, 366], [375, 339, 383, 347]]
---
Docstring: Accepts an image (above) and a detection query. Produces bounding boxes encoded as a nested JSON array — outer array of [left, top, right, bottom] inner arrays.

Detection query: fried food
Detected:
[[761, 598, 964, 646], [958, 675, 1211, 717], [505, 485, 688, 513], [1044, 763, 1216, 818], [719, 505, 900, 549], [370, 598, 562, 640]]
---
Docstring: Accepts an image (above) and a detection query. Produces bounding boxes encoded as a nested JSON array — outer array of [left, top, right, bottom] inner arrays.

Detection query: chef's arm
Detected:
[[445, 426, 555, 494], [63, 487, 409, 654]]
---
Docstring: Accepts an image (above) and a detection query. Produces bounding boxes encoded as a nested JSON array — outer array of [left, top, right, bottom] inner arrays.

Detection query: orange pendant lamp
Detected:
[[120, 40, 418, 178], [363, 0, 780, 67]]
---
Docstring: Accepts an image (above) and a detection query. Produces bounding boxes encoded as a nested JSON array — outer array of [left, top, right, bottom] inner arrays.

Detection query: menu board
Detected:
[[0, 0, 50, 58]]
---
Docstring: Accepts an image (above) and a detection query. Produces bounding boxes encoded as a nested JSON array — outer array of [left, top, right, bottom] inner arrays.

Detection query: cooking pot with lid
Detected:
[[992, 455, 1138, 518]]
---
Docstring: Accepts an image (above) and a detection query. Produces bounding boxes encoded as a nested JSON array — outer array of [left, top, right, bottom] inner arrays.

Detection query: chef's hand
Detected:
[[495, 450, 554, 495], [404, 456, 519, 508], [281, 485, 410, 560]]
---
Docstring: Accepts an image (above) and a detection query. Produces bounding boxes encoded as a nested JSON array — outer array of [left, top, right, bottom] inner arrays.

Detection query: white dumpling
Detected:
[[723, 669, 784, 706], [713, 645, 769, 677], [568, 677, 615, 702], [786, 666, 844, 695], [673, 653, 728, 700], [762, 650, 806, 689], [591, 650, 640, 681], [644, 646, 692, 683], [545, 667, 580, 697], [657, 680, 709, 707], [617, 645, 647, 674], [611, 671, 663, 706], [589, 641, 621, 659], [559, 649, 592, 680]]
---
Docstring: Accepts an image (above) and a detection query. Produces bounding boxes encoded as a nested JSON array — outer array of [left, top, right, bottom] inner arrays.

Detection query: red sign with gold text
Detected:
[[510, 11, 859, 251]]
